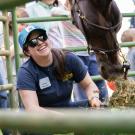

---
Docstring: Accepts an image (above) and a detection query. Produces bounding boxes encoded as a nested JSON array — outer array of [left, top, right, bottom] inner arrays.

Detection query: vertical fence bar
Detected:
[[11, 7, 21, 72], [11, 8, 22, 110], [2, 11, 18, 108], [3, 9, 19, 135]]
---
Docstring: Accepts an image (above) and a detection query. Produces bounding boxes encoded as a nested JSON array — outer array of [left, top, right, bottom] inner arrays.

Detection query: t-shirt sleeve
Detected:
[[65, 53, 88, 83], [17, 67, 37, 91]]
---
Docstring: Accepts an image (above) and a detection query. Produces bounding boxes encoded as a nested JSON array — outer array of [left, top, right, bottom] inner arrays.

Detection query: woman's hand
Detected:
[[89, 97, 101, 108], [79, 72, 102, 108]]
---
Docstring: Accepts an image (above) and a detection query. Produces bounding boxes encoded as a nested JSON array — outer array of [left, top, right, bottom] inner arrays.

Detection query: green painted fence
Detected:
[[0, 109, 135, 134]]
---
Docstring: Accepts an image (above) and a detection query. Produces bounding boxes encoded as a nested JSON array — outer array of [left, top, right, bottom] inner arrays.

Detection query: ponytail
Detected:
[[51, 49, 68, 80]]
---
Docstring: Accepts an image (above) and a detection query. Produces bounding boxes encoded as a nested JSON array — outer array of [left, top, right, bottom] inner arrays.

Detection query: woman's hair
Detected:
[[51, 48, 67, 80], [23, 46, 29, 57]]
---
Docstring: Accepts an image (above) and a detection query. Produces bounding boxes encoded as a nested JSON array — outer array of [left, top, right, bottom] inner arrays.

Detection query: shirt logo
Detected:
[[39, 77, 51, 89], [63, 73, 73, 81]]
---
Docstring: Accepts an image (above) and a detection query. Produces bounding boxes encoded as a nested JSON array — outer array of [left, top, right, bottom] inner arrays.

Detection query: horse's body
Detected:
[[69, 0, 126, 80]]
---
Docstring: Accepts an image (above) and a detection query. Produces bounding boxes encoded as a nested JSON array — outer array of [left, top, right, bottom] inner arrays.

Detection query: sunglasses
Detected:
[[26, 35, 48, 48]]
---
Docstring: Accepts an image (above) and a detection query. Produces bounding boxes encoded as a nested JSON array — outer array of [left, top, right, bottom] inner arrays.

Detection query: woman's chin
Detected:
[[39, 49, 50, 56]]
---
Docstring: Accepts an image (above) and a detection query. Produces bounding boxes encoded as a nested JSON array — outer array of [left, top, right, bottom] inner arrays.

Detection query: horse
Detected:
[[68, 0, 129, 80]]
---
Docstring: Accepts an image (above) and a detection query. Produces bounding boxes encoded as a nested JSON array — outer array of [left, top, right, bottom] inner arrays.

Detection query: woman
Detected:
[[25, 0, 108, 102], [17, 25, 101, 113]]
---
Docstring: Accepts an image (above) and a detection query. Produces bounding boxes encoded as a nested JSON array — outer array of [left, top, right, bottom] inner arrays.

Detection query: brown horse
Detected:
[[69, 0, 129, 80]]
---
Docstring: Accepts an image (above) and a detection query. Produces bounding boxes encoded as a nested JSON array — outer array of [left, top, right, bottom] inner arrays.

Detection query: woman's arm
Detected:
[[79, 72, 101, 107], [19, 90, 63, 115]]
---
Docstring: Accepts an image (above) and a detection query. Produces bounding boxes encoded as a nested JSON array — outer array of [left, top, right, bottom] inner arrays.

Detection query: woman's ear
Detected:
[[25, 51, 30, 57], [23, 47, 30, 57]]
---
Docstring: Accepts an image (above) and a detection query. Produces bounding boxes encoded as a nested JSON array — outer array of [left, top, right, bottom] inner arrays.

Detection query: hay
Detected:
[[109, 79, 135, 107]]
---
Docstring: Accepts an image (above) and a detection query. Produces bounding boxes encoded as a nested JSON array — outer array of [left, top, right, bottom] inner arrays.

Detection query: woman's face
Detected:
[[41, 0, 56, 5], [26, 31, 52, 58]]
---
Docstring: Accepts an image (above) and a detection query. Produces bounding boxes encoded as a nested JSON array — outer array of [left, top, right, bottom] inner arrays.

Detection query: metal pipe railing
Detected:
[[60, 42, 135, 52], [92, 71, 135, 81], [2, 11, 13, 87], [16, 13, 135, 24], [0, 70, 134, 89], [0, 41, 134, 57], [14, 41, 135, 58], [17, 16, 71, 23], [120, 41, 135, 47], [0, 109, 135, 134], [11, 8, 21, 73], [0, 16, 7, 22], [0, 84, 13, 90], [122, 12, 135, 17], [2, 11, 18, 108], [0, 50, 10, 56]]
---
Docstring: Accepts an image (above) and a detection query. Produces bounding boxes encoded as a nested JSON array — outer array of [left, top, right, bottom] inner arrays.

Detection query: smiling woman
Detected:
[[16, 25, 102, 122]]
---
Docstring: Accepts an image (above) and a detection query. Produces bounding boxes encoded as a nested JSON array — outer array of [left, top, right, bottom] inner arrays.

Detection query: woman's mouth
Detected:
[[38, 45, 47, 52]]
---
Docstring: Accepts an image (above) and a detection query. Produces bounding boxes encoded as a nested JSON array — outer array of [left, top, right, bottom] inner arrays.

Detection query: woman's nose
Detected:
[[37, 39, 44, 46]]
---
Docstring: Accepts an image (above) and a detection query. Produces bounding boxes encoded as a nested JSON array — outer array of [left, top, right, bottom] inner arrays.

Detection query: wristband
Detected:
[[93, 90, 99, 97], [89, 90, 99, 102]]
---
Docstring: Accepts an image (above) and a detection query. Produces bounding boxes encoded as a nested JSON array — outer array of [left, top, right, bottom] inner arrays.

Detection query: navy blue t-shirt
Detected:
[[17, 52, 87, 107]]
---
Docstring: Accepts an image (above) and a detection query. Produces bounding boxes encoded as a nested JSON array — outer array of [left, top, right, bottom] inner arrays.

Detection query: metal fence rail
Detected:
[[17, 13, 135, 24], [0, 109, 135, 134]]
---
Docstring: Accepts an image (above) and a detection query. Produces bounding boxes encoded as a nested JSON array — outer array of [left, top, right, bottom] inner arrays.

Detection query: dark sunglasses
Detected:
[[26, 35, 48, 48]]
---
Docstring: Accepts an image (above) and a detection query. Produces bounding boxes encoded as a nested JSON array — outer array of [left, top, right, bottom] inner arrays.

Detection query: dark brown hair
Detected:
[[23, 46, 29, 57], [51, 48, 67, 80]]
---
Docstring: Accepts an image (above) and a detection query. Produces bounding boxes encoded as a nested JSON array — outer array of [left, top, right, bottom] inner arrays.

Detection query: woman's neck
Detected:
[[33, 52, 53, 67]]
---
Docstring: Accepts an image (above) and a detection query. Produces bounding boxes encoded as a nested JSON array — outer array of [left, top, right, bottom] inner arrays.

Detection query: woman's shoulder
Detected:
[[65, 52, 81, 63], [65, 52, 77, 59], [19, 58, 37, 72]]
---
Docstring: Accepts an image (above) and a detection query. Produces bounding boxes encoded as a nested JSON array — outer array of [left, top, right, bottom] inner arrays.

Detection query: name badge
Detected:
[[39, 77, 51, 89]]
